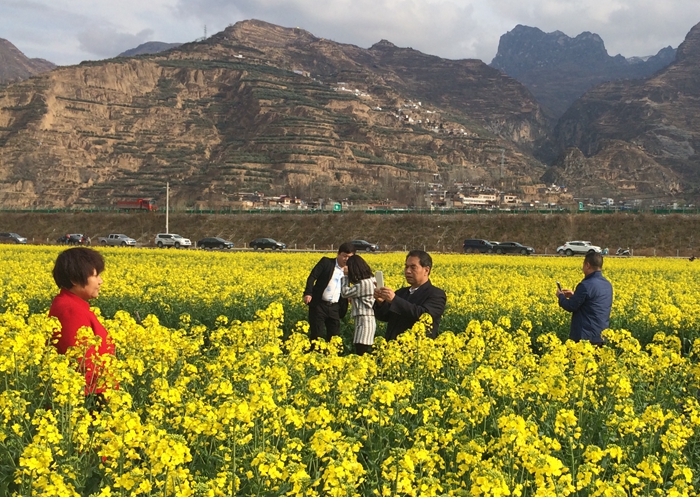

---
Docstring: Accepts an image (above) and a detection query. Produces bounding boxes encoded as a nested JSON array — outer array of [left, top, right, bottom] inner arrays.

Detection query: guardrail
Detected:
[[2, 207, 700, 215]]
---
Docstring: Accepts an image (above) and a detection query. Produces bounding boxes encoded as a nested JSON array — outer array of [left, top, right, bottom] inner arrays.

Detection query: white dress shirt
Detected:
[[322, 262, 344, 303]]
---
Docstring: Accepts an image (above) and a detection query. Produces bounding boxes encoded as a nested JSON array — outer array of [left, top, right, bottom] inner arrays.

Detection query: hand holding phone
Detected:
[[375, 270, 384, 288]]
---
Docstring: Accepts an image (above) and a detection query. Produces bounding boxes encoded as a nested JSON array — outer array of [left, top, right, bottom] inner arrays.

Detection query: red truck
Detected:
[[116, 199, 157, 211]]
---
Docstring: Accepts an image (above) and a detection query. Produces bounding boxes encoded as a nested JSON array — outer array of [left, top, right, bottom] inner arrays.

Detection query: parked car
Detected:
[[351, 239, 380, 252], [0, 232, 27, 244], [492, 241, 535, 255], [57, 233, 88, 245], [463, 239, 495, 253], [250, 238, 286, 250], [198, 237, 234, 249], [97, 233, 137, 247], [557, 241, 602, 256], [154, 233, 192, 248]]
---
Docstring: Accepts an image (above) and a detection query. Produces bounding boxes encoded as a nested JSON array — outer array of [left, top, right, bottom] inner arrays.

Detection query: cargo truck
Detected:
[[116, 199, 157, 211]]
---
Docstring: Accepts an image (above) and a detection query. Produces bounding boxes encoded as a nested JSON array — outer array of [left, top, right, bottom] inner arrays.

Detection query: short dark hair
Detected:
[[338, 242, 356, 255], [585, 251, 603, 269], [407, 249, 432, 268], [346, 254, 373, 283], [53, 248, 105, 289]]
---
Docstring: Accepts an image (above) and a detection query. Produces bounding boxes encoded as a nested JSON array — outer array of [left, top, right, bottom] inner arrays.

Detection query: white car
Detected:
[[154, 233, 191, 248], [557, 241, 602, 256]]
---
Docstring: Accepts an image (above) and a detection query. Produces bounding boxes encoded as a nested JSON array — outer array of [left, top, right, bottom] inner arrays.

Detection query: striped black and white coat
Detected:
[[340, 276, 376, 317]]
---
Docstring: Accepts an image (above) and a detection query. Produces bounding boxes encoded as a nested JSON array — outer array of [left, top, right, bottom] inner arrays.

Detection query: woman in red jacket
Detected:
[[49, 247, 115, 400]]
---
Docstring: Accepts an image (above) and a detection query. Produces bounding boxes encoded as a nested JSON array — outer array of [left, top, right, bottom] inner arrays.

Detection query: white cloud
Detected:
[[77, 27, 155, 58], [1, 0, 698, 65]]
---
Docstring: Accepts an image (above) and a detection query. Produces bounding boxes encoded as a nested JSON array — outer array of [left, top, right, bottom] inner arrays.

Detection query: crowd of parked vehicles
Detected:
[[1, 230, 630, 256], [462, 239, 620, 256]]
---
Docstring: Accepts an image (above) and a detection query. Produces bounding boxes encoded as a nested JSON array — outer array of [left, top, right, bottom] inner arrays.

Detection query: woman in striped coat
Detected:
[[340, 255, 377, 355]]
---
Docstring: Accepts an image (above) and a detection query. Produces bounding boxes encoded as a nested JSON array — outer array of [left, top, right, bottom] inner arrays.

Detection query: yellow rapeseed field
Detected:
[[1, 246, 699, 496]]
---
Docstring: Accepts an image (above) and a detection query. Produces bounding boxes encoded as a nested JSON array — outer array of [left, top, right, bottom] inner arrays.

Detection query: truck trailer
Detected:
[[116, 199, 157, 211]]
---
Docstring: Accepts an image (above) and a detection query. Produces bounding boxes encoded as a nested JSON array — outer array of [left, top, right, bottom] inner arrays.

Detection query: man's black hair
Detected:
[[585, 251, 604, 269], [338, 242, 356, 255], [407, 249, 432, 268]]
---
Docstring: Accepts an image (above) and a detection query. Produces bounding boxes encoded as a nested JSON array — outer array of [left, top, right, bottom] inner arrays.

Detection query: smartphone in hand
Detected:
[[556, 281, 562, 292], [375, 270, 384, 288]]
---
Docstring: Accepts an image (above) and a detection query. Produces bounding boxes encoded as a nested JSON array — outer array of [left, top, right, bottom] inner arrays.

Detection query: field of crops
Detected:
[[1, 246, 699, 496]]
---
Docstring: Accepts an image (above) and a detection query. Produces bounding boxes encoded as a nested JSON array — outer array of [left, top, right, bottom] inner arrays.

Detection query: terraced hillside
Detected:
[[0, 20, 546, 210]]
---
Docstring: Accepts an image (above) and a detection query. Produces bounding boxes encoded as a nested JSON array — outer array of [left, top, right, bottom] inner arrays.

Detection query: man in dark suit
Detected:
[[373, 250, 446, 340], [304, 242, 356, 342]]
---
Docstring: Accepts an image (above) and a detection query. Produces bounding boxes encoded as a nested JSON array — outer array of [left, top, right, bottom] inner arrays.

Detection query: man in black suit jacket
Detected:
[[374, 250, 446, 340], [304, 242, 356, 342]]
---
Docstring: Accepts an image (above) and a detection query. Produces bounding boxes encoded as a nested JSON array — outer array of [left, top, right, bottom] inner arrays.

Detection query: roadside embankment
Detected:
[[1, 211, 699, 257]]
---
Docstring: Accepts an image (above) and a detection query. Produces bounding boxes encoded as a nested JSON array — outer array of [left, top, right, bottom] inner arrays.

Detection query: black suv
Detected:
[[57, 233, 88, 245], [0, 232, 27, 244], [351, 240, 380, 252], [250, 238, 286, 250], [463, 239, 495, 253]]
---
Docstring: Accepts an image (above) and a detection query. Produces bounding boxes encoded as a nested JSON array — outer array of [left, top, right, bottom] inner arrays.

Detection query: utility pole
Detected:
[[166, 182, 169, 234], [500, 149, 504, 180]]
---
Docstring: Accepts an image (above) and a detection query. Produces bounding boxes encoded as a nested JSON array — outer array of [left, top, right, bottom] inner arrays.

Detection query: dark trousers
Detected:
[[354, 343, 373, 356], [308, 301, 340, 342]]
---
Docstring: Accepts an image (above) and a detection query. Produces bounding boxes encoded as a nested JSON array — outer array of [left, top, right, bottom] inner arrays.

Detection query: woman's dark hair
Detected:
[[53, 247, 105, 289], [346, 254, 373, 284]]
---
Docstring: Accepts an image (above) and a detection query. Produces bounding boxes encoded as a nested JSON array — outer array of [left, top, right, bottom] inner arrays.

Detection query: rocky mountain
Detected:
[[491, 25, 676, 120], [0, 38, 56, 84], [0, 20, 548, 209], [118, 42, 183, 57], [540, 21, 700, 198]]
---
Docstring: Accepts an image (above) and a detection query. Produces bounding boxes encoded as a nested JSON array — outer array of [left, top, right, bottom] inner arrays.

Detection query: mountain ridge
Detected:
[[118, 41, 183, 57], [0, 38, 56, 84], [490, 25, 676, 119], [541, 21, 700, 198]]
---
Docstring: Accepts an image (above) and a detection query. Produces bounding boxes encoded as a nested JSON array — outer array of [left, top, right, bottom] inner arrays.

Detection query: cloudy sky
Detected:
[[2, 0, 700, 66]]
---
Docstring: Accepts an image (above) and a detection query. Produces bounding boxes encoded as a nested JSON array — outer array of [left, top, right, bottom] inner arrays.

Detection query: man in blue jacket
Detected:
[[557, 251, 613, 344]]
